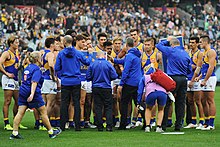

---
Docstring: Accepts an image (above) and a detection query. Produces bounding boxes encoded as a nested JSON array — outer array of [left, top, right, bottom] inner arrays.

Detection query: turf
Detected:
[[0, 87, 219, 147]]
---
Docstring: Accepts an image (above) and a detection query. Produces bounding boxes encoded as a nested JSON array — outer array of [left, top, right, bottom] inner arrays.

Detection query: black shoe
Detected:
[[174, 128, 181, 131], [98, 128, 103, 131], [118, 126, 126, 130], [106, 127, 113, 132], [34, 125, 39, 129], [10, 134, 23, 139], [75, 128, 81, 131]]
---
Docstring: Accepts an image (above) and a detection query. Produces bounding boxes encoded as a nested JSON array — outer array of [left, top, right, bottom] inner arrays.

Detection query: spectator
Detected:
[[204, 1, 215, 14]]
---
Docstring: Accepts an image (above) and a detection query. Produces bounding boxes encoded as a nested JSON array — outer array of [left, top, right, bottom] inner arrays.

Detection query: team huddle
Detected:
[[0, 28, 217, 139]]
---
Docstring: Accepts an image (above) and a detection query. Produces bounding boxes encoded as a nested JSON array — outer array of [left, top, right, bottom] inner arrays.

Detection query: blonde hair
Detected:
[[29, 51, 40, 63], [113, 36, 122, 43]]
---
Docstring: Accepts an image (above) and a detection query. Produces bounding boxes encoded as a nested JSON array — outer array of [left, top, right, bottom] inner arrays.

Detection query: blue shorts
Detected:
[[145, 91, 167, 107], [18, 93, 45, 109]]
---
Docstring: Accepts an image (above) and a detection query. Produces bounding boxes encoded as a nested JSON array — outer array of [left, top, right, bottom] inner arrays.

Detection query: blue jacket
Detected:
[[55, 47, 92, 86], [156, 41, 191, 76], [116, 47, 142, 87], [86, 58, 117, 88]]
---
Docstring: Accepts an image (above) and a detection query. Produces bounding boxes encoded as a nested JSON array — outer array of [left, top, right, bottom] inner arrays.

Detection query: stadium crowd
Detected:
[[0, 0, 219, 139]]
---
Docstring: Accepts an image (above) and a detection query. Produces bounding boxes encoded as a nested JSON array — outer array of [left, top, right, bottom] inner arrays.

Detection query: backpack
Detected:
[[150, 69, 176, 91]]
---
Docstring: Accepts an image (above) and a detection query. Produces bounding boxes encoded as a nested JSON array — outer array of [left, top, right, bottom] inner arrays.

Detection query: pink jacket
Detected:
[[144, 75, 166, 97]]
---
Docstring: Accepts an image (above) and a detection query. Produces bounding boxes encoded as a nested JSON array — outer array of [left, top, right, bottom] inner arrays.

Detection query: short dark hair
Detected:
[[103, 41, 113, 48], [55, 34, 65, 42], [97, 33, 107, 40], [81, 32, 89, 39], [7, 35, 18, 46], [76, 34, 85, 41], [45, 37, 55, 48], [65, 29, 76, 37], [130, 28, 139, 33], [200, 35, 210, 43], [190, 36, 199, 43]]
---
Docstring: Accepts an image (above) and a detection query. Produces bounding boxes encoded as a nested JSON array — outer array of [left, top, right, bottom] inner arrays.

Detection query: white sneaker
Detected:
[[156, 127, 164, 133], [196, 123, 203, 130], [145, 126, 150, 132], [135, 121, 143, 127], [201, 125, 215, 131], [88, 122, 97, 129], [150, 122, 156, 127], [115, 121, 120, 128], [184, 123, 198, 129], [65, 122, 69, 129], [126, 123, 135, 129]]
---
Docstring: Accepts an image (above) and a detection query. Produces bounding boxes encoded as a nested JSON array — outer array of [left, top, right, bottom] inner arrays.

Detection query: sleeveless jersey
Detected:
[[201, 48, 217, 79], [142, 50, 158, 69], [136, 42, 144, 54], [3, 50, 19, 80], [187, 49, 201, 80], [42, 49, 51, 80], [95, 45, 104, 52]]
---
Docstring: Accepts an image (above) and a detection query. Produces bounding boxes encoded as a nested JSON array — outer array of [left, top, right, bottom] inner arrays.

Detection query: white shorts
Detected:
[[111, 81, 114, 94], [200, 76, 217, 91], [187, 81, 201, 92], [1, 75, 19, 90], [113, 79, 121, 86], [41, 79, 57, 94], [56, 78, 61, 92], [81, 81, 92, 93]]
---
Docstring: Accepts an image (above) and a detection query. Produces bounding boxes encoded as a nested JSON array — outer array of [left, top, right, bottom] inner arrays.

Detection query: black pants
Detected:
[[120, 84, 138, 128], [185, 97, 192, 125], [60, 85, 81, 131], [93, 88, 113, 129], [162, 75, 187, 130]]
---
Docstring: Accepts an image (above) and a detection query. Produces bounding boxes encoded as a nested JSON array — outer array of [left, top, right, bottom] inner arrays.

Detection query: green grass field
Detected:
[[0, 87, 219, 147]]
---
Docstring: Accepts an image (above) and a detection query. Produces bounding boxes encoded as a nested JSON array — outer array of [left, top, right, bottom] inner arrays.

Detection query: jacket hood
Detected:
[[63, 47, 75, 58], [128, 47, 141, 57]]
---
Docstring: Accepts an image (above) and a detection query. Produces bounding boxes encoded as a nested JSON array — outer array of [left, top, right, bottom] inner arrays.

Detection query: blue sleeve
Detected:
[[119, 56, 132, 86], [86, 63, 93, 81], [114, 58, 124, 65], [108, 62, 118, 81], [79, 52, 92, 66], [32, 69, 42, 83], [156, 41, 172, 56], [55, 53, 61, 72], [137, 76, 145, 104], [187, 58, 192, 75]]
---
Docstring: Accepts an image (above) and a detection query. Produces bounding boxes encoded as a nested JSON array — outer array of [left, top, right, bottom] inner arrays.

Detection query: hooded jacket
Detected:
[[86, 58, 118, 88], [119, 47, 142, 87], [55, 47, 92, 86]]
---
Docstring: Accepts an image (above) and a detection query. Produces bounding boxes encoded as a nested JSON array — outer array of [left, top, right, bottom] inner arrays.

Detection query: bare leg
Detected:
[[13, 106, 27, 131], [37, 106, 52, 130], [145, 106, 153, 126], [157, 105, 165, 126]]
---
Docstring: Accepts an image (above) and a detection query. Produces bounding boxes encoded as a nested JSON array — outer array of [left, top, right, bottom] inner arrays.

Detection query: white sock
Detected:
[[12, 130, 18, 136], [48, 129, 53, 134]]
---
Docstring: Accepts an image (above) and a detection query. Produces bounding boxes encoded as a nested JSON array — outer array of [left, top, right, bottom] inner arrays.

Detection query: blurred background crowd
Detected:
[[0, 0, 219, 61]]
